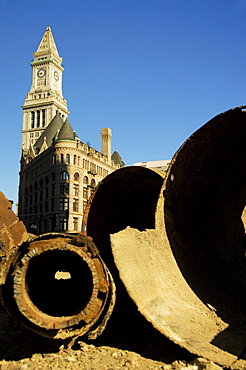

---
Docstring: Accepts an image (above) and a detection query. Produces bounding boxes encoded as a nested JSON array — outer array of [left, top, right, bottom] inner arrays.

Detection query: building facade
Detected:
[[18, 26, 123, 234]]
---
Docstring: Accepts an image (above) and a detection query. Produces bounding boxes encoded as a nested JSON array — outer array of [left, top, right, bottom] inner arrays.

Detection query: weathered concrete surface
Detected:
[[87, 107, 246, 368]]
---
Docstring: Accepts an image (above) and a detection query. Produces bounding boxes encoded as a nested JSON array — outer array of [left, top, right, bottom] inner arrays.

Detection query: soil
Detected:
[[0, 303, 224, 370]]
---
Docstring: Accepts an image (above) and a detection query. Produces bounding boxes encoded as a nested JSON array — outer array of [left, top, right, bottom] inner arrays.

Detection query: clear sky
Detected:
[[0, 0, 246, 206]]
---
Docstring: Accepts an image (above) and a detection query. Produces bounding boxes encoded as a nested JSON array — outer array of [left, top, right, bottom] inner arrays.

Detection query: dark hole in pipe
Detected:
[[26, 250, 93, 317]]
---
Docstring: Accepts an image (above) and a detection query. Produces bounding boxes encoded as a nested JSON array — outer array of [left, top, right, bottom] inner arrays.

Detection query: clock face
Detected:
[[37, 68, 46, 78], [54, 71, 59, 81]]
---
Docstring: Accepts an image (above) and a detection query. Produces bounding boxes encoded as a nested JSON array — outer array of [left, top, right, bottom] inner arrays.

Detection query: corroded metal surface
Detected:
[[86, 107, 246, 367], [0, 192, 28, 284], [1, 232, 115, 340]]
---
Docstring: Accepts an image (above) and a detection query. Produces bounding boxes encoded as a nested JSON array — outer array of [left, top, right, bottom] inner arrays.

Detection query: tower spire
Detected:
[[21, 27, 69, 154], [33, 26, 62, 64]]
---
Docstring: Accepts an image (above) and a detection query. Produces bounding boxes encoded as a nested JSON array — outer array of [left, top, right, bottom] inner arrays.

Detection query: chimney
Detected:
[[101, 128, 112, 163]]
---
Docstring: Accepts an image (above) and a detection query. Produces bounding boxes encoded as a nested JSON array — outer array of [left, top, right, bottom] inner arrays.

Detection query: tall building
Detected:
[[18, 26, 124, 234]]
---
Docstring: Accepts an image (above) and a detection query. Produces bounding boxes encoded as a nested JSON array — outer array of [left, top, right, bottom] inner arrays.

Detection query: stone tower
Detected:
[[21, 26, 69, 155], [18, 26, 124, 235], [101, 128, 112, 164]]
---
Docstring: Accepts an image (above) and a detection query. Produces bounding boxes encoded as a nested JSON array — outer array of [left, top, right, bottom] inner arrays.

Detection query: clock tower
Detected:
[[21, 26, 69, 154]]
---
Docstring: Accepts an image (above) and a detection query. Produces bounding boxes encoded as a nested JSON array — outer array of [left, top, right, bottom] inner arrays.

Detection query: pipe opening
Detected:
[[87, 166, 165, 263], [26, 249, 93, 317]]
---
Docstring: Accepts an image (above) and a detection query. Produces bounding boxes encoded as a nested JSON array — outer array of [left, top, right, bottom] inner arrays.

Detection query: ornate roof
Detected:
[[34, 113, 64, 153], [56, 118, 75, 141], [112, 150, 125, 168]]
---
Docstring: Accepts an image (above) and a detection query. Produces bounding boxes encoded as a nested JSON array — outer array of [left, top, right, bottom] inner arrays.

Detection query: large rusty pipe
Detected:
[[1, 233, 115, 340], [0, 192, 28, 278], [86, 107, 246, 368]]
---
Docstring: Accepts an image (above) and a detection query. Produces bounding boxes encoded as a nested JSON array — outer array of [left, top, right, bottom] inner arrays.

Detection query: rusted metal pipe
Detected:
[[86, 107, 246, 368], [0, 192, 29, 286], [1, 232, 115, 340]]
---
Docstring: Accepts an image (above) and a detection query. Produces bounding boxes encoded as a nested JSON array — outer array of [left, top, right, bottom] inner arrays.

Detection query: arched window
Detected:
[[61, 154, 64, 163], [66, 154, 70, 164], [39, 179, 43, 188], [91, 179, 96, 188], [45, 176, 49, 185], [51, 172, 56, 181], [60, 171, 69, 180], [74, 172, 79, 181], [83, 176, 88, 184], [73, 155, 76, 165], [52, 154, 57, 165]]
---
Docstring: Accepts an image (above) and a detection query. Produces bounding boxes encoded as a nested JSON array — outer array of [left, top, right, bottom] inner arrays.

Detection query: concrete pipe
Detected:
[[1, 233, 115, 341], [86, 107, 246, 368]]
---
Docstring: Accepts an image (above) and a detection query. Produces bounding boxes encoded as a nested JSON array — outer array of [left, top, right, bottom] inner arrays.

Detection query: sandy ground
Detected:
[[0, 303, 225, 370]]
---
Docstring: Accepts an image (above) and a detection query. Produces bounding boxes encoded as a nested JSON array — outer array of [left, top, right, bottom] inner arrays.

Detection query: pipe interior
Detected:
[[87, 166, 164, 268], [26, 249, 93, 317], [164, 109, 246, 340]]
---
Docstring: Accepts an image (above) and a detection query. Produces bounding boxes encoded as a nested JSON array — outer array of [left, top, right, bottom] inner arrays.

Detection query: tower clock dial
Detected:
[[54, 71, 59, 81], [37, 68, 46, 78]]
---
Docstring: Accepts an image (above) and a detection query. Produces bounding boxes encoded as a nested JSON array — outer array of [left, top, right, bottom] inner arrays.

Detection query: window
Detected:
[[73, 198, 79, 212], [61, 154, 64, 163], [91, 179, 96, 188], [73, 183, 79, 196], [51, 172, 56, 181], [37, 110, 40, 127], [83, 176, 88, 184], [60, 171, 69, 180], [59, 183, 69, 195], [51, 183, 55, 196], [59, 217, 68, 231], [40, 190, 43, 202], [42, 109, 45, 127], [73, 155, 76, 165], [83, 201, 87, 212], [45, 201, 48, 212], [59, 198, 69, 211], [45, 187, 49, 199], [52, 155, 56, 165], [66, 154, 70, 164], [83, 187, 88, 199], [51, 198, 55, 212], [73, 217, 78, 231], [31, 111, 35, 128], [74, 172, 79, 181], [77, 156, 80, 166]]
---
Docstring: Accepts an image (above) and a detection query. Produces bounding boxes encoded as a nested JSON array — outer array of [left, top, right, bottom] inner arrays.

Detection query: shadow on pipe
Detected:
[[86, 107, 246, 368]]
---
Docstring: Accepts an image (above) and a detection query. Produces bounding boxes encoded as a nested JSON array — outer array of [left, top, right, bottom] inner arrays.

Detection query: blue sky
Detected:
[[1, 0, 246, 205]]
